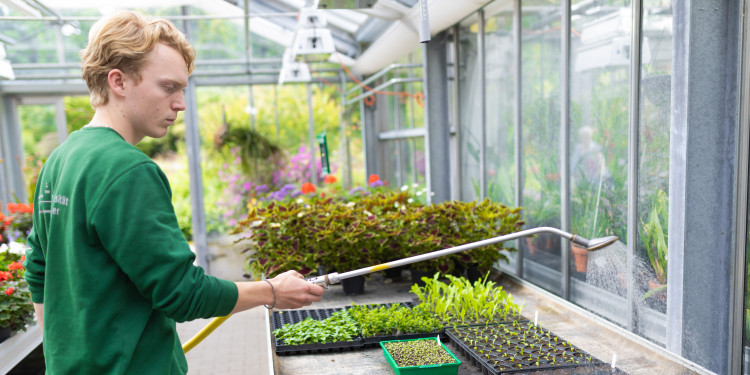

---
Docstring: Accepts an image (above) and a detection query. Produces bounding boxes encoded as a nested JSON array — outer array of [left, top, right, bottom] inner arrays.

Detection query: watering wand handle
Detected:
[[306, 272, 341, 287]]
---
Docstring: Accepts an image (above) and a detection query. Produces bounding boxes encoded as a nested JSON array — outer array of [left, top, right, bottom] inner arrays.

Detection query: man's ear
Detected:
[[107, 69, 127, 98]]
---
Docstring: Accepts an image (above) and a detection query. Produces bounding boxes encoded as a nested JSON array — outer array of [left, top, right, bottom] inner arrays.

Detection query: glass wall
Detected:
[[521, 0, 562, 294], [485, 6, 516, 209], [453, 0, 674, 349], [457, 14, 482, 202], [568, 0, 630, 319], [636, 0, 672, 343]]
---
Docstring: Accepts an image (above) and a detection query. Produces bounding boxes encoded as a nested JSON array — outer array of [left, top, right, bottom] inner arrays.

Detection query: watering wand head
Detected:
[[571, 234, 619, 251]]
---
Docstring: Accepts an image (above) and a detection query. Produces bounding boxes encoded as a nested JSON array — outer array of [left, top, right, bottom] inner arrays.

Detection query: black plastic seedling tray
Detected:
[[445, 322, 627, 374], [348, 301, 446, 347], [271, 307, 364, 355], [272, 302, 443, 354]]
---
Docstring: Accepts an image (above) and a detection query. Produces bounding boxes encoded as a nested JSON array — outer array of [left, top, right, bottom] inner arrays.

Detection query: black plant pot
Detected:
[[341, 275, 365, 295], [466, 263, 483, 284], [410, 269, 434, 287], [383, 266, 404, 280], [0, 326, 11, 344]]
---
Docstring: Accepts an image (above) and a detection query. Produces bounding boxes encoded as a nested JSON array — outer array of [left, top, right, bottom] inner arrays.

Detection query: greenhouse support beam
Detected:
[[361, 90, 378, 179], [626, 0, 644, 335], [668, 1, 741, 373], [560, 0, 571, 300], [423, 31, 451, 204], [0, 96, 26, 204], [732, 1, 750, 372], [183, 8, 209, 272]]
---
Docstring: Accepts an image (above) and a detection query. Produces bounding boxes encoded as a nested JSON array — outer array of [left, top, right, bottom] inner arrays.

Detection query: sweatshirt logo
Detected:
[[38, 182, 68, 215]]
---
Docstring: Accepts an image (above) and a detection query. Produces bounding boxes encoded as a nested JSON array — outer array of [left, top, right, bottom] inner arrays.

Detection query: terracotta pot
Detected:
[[570, 244, 589, 273]]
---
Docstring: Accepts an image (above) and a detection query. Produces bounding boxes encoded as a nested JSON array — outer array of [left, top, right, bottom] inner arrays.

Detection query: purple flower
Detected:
[[243, 182, 252, 191], [349, 186, 368, 196], [369, 180, 384, 188], [255, 184, 269, 193]]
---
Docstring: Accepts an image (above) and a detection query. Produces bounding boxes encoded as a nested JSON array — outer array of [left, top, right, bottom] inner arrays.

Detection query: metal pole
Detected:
[[339, 72, 352, 189], [478, 9, 487, 200], [561, 0, 572, 300], [627, 0, 643, 334], [514, 0, 524, 278], [307, 83, 318, 185], [182, 6, 209, 272]]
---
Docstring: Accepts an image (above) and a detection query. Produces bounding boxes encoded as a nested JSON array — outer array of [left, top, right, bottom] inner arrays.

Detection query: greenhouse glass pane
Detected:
[[380, 138, 425, 195], [484, 7, 515, 207], [520, 0, 562, 295], [457, 16, 481, 202], [635, 0, 672, 344], [484, 4, 517, 274], [569, 0, 631, 322]]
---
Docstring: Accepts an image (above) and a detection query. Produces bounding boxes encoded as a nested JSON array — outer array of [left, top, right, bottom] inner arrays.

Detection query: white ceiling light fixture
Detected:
[[291, 27, 336, 57], [289, 6, 336, 62], [279, 48, 311, 85], [0, 43, 15, 80]]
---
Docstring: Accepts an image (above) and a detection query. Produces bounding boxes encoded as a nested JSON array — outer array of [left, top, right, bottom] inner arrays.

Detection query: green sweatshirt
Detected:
[[24, 127, 238, 374]]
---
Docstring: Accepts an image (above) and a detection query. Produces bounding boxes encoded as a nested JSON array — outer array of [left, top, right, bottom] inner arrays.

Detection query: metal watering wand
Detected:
[[182, 226, 617, 353], [305, 226, 617, 287]]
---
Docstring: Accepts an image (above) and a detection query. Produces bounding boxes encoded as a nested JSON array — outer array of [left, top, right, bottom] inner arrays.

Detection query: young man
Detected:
[[23, 11, 324, 374]]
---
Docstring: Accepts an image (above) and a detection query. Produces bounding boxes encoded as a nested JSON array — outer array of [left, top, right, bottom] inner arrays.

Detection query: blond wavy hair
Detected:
[[80, 11, 196, 108]]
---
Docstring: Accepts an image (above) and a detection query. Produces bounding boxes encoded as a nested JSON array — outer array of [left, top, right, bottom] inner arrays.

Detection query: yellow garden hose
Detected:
[[182, 314, 232, 353]]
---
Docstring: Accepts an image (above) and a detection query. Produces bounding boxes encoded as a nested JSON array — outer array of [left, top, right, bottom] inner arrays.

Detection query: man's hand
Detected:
[[268, 270, 325, 309], [232, 270, 325, 313]]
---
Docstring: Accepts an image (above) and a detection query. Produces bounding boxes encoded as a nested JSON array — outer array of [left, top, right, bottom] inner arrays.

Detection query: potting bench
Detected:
[[266, 271, 709, 375]]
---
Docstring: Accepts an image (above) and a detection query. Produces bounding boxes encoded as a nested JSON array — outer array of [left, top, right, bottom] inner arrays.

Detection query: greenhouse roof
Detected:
[[0, 0, 432, 91]]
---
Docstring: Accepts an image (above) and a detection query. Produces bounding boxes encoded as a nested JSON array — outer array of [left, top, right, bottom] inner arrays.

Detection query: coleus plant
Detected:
[[235, 189, 523, 280]]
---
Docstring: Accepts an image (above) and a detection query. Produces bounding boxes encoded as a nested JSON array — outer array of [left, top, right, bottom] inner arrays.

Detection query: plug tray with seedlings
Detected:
[[445, 321, 625, 374], [380, 337, 461, 375], [347, 302, 445, 347], [271, 307, 363, 355]]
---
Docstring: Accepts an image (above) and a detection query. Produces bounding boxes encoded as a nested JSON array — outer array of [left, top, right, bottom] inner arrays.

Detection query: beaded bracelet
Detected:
[[264, 279, 276, 309]]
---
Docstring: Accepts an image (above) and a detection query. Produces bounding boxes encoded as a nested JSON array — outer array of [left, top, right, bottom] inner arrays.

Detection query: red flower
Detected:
[[7, 262, 23, 271], [4, 288, 13, 296], [0, 234, 3, 242], [301, 182, 316, 194], [0, 212, 4, 222], [7, 203, 32, 214], [21, 255, 25, 262], [368, 174, 380, 184], [324, 175, 337, 184], [0, 271, 10, 281]]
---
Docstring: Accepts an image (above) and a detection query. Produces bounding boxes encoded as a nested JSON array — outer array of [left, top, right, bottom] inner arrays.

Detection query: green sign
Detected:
[[317, 131, 330, 175]]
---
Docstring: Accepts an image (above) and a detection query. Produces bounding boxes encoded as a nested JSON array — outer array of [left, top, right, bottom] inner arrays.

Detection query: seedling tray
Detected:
[[352, 301, 445, 347], [380, 337, 461, 375], [271, 307, 364, 355], [445, 322, 613, 374]]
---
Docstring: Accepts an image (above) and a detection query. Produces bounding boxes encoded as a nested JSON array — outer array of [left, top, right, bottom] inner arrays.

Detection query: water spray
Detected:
[[306, 226, 618, 287]]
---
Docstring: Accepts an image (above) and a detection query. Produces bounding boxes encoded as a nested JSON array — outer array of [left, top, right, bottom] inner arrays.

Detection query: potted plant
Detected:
[[0, 250, 35, 341], [380, 337, 461, 375]]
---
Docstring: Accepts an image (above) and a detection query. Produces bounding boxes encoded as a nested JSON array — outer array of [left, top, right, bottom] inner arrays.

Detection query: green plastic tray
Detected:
[[380, 337, 461, 375]]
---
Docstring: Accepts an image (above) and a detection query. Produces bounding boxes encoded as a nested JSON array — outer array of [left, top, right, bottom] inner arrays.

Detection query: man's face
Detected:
[[124, 43, 188, 140]]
